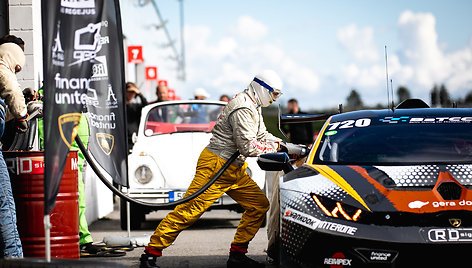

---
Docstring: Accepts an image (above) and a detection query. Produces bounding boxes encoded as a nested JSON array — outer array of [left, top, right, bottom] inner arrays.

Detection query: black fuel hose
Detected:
[[75, 136, 240, 208]]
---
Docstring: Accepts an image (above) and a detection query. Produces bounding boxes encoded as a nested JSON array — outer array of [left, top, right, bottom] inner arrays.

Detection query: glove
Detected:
[[27, 101, 43, 118], [23, 88, 41, 103], [14, 117, 28, 133], [279, 141, 309, 159]]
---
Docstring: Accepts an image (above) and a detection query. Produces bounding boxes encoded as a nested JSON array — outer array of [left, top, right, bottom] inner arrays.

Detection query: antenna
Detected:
[[384, 46, 390, 110], [390, 79, 395, 111]]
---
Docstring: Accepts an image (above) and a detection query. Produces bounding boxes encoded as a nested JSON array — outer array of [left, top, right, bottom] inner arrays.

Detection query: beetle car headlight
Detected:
[[135, 165, 153, 184], [312, 194, 363, 222]]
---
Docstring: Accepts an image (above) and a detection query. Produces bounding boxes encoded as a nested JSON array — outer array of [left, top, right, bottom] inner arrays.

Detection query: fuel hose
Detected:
[[75, 136, 240, 208]]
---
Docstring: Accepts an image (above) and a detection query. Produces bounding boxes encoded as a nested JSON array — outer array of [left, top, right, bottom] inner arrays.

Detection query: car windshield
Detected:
[[315, 116, 472, 165], [144, 103, 224, 136]]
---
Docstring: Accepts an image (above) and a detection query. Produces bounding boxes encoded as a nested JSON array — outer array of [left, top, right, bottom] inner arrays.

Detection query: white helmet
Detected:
[[249, 70, 283, 107]]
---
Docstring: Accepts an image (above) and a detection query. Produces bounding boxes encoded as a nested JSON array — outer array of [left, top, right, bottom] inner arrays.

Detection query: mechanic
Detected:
[[140, 70, 302, 268]]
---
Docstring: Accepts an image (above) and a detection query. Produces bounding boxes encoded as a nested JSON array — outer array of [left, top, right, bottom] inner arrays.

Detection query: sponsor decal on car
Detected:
[[283, 208, 321, 230], [324, 252, 352, 267], [408, 200, 429, 208], [354, 248, 398, 263], [409, 200, 472, 209], [427, 228, 472, 242], [409, 117, 472, 123], [283, 208, 357, 235]]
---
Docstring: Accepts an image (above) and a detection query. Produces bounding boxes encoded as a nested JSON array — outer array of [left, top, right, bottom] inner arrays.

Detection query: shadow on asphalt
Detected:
[[90, 214, 242, 232]]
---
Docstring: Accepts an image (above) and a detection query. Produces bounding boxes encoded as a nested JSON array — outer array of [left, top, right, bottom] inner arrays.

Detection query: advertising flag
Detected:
[[42, 0, 128, 215]]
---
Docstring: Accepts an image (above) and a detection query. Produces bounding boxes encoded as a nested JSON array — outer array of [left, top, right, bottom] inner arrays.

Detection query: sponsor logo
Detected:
[[283, 209, 321, 230], [52, 22, 65, 66], [324, 252, 352, 267], [317, 221, 357, 235], [409, 117, 472, 123], [428, 228, 472, 242], [283, 208, 357, 235], [449, 218, 462, 228], [60, 0, 95, 15], [54, 73, 90, 105], [71, 21, 109, 65], [379, 116, 410, 123], [105, 84, 118, 108], [409, 200, 472, 209], [408, 201, 429, 209], [91, 56, 108, 79], [58, 113, 82, 147], [89, 112, 116, 130], [96, 133, 114, 155], [355, 249, 398, 263]]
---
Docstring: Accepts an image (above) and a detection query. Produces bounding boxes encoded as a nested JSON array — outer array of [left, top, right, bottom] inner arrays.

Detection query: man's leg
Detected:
[[142, 149, 233, 268], [0, 151, 22, 257], [225, 167, 269, 267]]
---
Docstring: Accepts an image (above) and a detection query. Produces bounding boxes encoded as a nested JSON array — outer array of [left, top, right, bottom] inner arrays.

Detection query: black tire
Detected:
[[120, 198, 145, 230]]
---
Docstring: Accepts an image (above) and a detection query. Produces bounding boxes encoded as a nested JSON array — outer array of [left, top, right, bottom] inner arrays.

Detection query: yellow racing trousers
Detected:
[[148, 148, 269, 251]]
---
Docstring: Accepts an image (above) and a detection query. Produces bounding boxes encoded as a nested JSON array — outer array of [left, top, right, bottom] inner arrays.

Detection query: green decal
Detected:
[[325, 130, 337, 136]]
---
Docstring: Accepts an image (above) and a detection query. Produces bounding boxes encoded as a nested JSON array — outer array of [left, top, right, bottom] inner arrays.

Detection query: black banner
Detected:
[[42, 0, 128, 215]]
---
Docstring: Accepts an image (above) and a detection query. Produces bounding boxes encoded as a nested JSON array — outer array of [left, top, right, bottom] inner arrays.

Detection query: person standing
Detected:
[[126, 82, 148, 151], [0, 36, 27, 258], [284, 98, 315, 146], [140, 70, 303, 268], [150, 84, 169, 104]]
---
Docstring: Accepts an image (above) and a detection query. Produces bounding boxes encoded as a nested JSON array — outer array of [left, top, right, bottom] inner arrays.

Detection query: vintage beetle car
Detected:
[[259, 100, 472, 267], [122, 100, 266, 229]]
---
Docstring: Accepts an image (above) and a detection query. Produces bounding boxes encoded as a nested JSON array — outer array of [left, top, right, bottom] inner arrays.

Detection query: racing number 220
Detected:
[[328, 118, 371, 130]]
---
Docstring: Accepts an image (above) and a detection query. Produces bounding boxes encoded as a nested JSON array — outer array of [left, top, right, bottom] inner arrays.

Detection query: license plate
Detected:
[[169, 191, 186, 202]]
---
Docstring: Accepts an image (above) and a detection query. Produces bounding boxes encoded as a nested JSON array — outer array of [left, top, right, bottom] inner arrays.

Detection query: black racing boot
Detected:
[[140, 253, 160, 268], [227, 251, 265, 268]]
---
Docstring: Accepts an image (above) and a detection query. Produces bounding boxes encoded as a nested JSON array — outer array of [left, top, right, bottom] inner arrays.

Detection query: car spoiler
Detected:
[[278, 104, 336, 140]]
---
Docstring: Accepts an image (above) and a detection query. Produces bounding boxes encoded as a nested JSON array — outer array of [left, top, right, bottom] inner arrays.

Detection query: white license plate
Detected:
[[168, 191, 185, 202]]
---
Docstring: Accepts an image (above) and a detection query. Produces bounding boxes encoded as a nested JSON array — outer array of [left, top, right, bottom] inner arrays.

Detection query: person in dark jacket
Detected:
[[284, 98, 314, 146], [126, 82, 148, 151]]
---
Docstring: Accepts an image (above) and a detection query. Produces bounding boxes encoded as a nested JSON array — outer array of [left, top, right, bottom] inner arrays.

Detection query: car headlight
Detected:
[[312, 194, 363, 222], [135, 165, 153, 184]]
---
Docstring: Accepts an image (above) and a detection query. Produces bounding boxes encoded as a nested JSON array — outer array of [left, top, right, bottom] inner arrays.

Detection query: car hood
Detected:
[[133, 132, 211, 188], [281, 163, 472, 213]]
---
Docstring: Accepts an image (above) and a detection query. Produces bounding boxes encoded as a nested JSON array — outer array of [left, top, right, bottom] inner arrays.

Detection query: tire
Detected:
[[120, 198, 145, 230]]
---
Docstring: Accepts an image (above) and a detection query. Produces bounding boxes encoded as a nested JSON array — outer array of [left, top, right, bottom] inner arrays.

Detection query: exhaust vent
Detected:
[[436, 182, 462, 200]]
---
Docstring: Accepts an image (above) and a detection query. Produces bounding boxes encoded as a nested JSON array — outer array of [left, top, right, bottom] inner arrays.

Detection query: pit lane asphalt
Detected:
[[86, 203, 275, 268]]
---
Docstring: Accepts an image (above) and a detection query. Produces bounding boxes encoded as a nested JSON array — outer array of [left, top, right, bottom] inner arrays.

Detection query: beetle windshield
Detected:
[[315, 116, 472, 165], [144, 103, 224, 136]]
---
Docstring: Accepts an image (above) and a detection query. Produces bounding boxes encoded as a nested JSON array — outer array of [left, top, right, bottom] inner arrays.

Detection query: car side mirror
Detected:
[[132, 132, 137, 144], [257, 152, 294, 174]]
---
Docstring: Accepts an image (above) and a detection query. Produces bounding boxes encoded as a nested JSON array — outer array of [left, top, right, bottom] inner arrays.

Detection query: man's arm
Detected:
[[0, 71, 27, 121], [229, 108, 280, 157]]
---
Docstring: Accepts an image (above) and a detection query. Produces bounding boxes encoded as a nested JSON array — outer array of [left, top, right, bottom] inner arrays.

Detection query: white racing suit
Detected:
[[147, 88, 281, 254]]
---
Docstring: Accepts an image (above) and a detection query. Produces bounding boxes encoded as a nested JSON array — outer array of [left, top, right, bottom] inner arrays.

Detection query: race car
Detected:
[[123, 100, 266, 230], [258, 99, 472, 267]]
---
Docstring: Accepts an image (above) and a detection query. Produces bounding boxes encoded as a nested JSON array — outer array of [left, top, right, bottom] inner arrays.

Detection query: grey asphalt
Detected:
[[85, 204, 274, 268]]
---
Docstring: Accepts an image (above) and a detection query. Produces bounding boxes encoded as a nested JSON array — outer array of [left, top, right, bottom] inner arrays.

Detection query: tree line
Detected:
[[345, 85, 472, 111]]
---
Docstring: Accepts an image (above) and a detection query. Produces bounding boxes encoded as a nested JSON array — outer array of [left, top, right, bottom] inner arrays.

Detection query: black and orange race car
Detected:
[[258, 100, 472, 267]]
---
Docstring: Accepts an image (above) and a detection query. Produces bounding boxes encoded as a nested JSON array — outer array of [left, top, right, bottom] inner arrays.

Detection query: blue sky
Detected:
[[120, 0, 472, 110]]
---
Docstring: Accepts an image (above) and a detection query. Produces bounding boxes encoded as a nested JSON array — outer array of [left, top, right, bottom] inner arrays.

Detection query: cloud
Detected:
[[233, 15, 268, 42], [180, 16, 321, 102], [337, 24, 379, 62], [336, 10, 472, 106]]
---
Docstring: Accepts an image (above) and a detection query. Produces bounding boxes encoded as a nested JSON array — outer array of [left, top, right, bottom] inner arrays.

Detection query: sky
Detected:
[[119, 0, 472, 110]]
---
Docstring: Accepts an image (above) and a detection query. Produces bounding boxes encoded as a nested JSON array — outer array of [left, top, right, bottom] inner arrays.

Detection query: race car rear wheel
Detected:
[[120, 198, 145, 230]]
